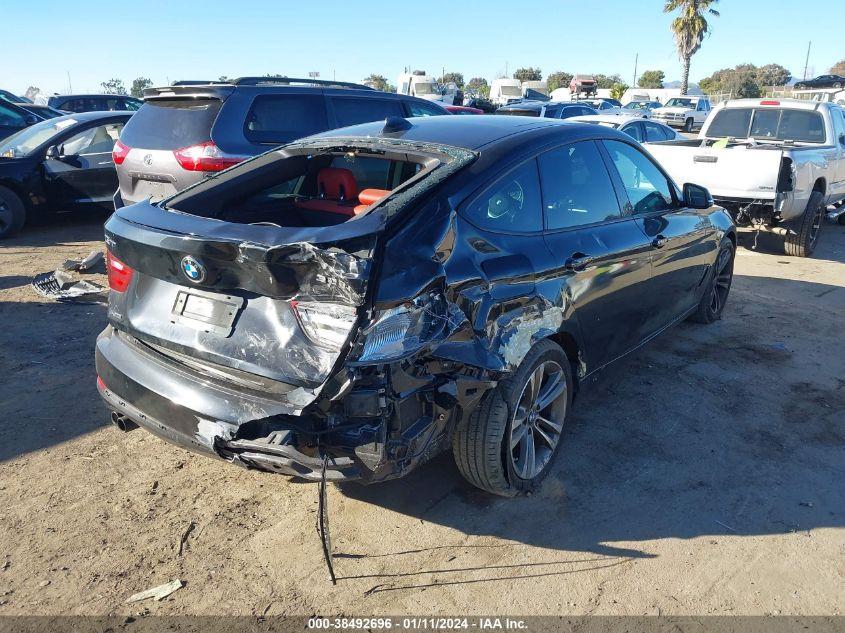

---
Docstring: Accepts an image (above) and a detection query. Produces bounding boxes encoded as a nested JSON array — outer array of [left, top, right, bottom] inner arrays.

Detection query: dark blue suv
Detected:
[[114, 77, 449, 207]]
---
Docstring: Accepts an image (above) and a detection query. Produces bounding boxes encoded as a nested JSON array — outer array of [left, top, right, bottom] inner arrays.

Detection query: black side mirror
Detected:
[[839, 134, 845, 147], [45, 145, 61, 160], [683, 182, 713, 209]]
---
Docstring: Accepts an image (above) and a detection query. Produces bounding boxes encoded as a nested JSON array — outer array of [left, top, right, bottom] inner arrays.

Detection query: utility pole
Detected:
[[505, 61, 508, 77], [66, 71, 72, 93], [803, 41, 811, 80], [632, 53, 639, 87]]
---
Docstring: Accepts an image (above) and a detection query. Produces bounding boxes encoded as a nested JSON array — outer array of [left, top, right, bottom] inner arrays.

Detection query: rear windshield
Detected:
[[707, 108, 826, 143], [120, 98, 221, 149]]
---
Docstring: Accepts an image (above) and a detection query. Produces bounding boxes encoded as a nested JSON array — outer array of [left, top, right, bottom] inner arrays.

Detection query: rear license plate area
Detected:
[[171, 289, 244, 337]]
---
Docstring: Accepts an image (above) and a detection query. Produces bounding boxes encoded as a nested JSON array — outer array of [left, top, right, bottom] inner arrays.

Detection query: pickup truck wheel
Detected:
[[689, 237, 735, 324], [0, 186, 26, 239], [683, 118, 695, 132], [452, 339, 572, 497], [784, 191, 825, 257]]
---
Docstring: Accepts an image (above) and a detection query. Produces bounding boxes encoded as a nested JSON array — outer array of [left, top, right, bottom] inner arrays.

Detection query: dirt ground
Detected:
[[0, 213, 843, 617]]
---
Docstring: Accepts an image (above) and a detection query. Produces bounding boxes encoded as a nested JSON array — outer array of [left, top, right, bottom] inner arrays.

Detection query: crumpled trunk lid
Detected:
[[104, 201, 378, 394]]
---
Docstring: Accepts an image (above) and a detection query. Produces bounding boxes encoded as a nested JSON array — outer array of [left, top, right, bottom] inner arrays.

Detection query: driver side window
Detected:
[[603, 140, 676, 215], [463, 159, 543, 233]]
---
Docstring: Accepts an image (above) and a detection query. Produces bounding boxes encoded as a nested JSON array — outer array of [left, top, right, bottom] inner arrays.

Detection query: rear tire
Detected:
[[452, 339, 573, 497], [0, 186, 26, 239], [784, 191, 825, 257], [690, 237, 735, 324]]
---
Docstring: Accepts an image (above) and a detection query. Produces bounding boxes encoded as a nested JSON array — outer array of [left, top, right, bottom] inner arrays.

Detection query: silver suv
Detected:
[[112, 77, 448, 208]]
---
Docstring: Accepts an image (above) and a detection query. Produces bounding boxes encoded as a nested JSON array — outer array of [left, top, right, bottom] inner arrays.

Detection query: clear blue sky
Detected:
[[2, 0, 840, 95]]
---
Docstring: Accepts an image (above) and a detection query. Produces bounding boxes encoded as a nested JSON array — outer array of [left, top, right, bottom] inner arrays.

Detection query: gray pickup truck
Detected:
[[648, 98, 845, 257]]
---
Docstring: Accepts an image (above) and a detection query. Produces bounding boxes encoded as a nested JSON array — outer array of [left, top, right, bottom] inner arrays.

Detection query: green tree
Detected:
[[755, 63, 791, 88], [23, 86, 40, 101], [699, 64, 762, 98], [610, 83, 630, 100], [363, 74, 390, 91], [513, 67, 542, 82], [466, 77, 490, 98], [830, 60, 845, 76], [439, 72, 464, 89], [218, 76, 230, 83], [130, 77, 152, 98], [637, 70, 665, 89], [547, 71, 573, 93], [100, 78, 127, 95], [594, 74, 623, 89], [664, 0, 720, 95]]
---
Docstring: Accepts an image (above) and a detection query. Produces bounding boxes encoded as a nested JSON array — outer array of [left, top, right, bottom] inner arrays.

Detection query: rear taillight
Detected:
[[172, 141, 245, 172], [112, 140, 130, 165], [106, 251, 134, 292], [776, 157, 795, 193], [290, 300, 357, 352], [760, 100, 780, 106]]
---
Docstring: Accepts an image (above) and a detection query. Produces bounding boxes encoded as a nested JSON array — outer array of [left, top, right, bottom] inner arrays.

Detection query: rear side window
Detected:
[[331, 97, 404, 127], [244, 94, 328, 144], [603, 140, 675, 215], [405, 100, 447, 117], [463, 160, 543, 233], [538, 141, 621, 230], [621, 122, 643, 142], [121, 99, 222, 150], [643, 121, 671, 142]]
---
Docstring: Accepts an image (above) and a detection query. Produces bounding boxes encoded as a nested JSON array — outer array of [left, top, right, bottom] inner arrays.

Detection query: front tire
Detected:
[[690, 237, 735, 324], [452, 339, 573, 497], [0, 186, 26, 239], [784, 191, 825, 257], [683, 117, 694, 132]]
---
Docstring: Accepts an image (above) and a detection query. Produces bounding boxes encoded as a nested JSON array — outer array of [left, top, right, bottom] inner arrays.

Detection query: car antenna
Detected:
[[382, 116, 412, 134], [316, 452, 337, 584]]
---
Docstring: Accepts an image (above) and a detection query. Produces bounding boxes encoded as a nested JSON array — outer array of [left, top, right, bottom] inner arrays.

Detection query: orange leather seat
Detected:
[[296, 168, 359, 216], [353, 188, 392, 215]]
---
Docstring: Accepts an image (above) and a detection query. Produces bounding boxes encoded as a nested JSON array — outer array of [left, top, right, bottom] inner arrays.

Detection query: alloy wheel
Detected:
[[808, 202, 824, 248], [0, 200, 10, 233], [509, 360, 568, 480], [710, 247, 734, 315]]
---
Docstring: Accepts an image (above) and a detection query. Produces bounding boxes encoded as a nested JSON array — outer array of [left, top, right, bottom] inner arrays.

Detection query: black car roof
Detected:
[[44, 111, 134, 124], [312, 114, 617, 151], [498, 101, 582, 112], [50, 94, 140, 100]]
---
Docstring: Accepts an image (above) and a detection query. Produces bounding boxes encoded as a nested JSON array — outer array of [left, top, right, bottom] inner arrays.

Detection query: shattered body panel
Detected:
[[96, 116, 734, 483]]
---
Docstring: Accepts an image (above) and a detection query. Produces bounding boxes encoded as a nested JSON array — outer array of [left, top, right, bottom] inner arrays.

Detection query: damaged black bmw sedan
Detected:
[[96, 115, 735, 496]]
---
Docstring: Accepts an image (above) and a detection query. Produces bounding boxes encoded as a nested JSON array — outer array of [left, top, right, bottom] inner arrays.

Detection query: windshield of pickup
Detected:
[[707, 108, 826, 143], [664, 98, 695, 108]]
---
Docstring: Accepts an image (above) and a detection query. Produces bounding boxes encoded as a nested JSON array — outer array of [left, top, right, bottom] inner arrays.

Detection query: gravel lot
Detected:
[[0, 213, 843, 616]]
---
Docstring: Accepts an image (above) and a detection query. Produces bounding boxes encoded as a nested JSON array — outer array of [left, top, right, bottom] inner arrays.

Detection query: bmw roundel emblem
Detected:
[[181, 256, 206, 283]]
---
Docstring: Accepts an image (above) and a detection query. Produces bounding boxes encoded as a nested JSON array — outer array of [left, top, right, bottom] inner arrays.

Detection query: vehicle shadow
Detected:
[[1, 211, 109, 249], [0, 300, 110, 462], [336, 271, 845, 583], [0, 275, 31, 290], [735, 221, 845, 264]]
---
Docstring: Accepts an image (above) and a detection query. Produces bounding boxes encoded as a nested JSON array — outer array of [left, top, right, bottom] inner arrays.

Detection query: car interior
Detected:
[[167, 150, 431, 227]]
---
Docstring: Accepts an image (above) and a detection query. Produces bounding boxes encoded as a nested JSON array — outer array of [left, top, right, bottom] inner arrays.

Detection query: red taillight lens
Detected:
[[760, 100, 780, 106], [112, 140, 130, 165], [96, 376, 106, 391], [106, 251, 134, 292], [172, 141, 245, 172]]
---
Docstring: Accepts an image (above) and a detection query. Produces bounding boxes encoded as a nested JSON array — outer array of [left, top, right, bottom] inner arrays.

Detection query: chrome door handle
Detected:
[[565, 253, 595, 271]]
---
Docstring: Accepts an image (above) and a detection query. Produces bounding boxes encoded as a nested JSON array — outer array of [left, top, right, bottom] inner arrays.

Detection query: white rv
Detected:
[[396, 72, 441, 101], [490, 78, 523, 106]]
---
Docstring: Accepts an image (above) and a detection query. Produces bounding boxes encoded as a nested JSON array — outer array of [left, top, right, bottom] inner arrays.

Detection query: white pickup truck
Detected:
[[648, 98, 845, 256], [652, 96, 712, 132]]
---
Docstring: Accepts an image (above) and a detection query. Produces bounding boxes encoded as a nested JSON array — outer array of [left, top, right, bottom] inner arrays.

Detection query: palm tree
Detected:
[[664, 0, 720, 95]]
